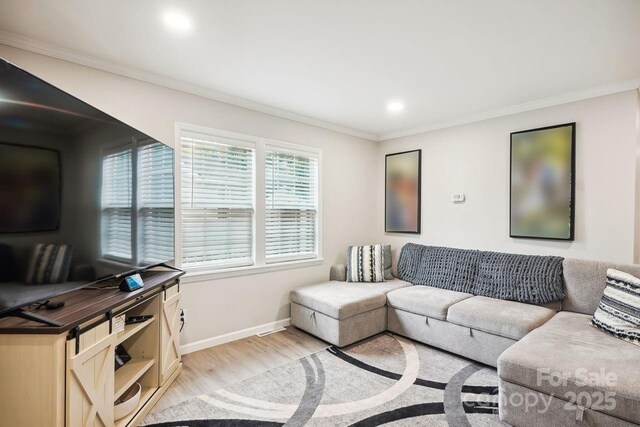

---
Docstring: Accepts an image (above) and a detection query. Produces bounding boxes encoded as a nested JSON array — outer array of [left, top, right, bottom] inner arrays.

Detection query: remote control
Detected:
[[125, 315, 153, 324], [46, 301, 65, 310]]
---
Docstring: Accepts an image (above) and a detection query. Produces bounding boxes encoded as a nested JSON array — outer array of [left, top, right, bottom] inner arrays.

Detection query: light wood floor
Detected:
[[150, 326, 328, 414]]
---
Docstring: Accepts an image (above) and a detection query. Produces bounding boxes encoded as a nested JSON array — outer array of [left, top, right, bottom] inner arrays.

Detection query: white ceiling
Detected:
[[0, 0, 639, 140]]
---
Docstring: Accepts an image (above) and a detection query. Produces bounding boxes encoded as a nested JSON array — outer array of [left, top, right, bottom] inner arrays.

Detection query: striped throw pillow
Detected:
[[346, 245, 386, 283], [591, 269, 640, 347], [25, 243, 73, 284]]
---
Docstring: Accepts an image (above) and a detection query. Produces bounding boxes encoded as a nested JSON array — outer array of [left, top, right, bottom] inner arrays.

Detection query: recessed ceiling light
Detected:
[[387, 101, 404, 113], [163, 10, 192, 33]]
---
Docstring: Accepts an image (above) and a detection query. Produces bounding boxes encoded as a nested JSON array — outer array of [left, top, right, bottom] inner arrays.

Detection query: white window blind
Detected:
[[137, 141, 175, 264], [265, 148, 318, 262], [101, 146, 132, 262], [181, 133, 255, 269]]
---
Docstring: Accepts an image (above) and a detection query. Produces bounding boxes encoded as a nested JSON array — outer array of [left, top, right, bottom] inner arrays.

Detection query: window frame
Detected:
[[136, 138, 176, 266], [99, 137, 136, 266], [179, 131, 257, 270], [264, 142, 320, 264], [174, 123, 323, 282], [99, 136, 176, 268]]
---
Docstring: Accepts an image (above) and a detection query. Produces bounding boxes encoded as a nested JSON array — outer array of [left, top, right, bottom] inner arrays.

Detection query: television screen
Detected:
[[0, 57, 175, 318], [0, 144, 61, 233]]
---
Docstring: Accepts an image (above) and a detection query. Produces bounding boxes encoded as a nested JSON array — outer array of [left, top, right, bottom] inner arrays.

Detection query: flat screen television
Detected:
[[0, 57, 175, 324]]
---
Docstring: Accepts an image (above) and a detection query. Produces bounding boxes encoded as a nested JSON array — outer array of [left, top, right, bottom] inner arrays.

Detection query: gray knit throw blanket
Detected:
[[397, 244, 565, 304]]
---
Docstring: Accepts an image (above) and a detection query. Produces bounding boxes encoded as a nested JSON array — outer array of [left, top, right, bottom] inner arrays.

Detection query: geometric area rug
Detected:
[[142, 333, 504, 426]]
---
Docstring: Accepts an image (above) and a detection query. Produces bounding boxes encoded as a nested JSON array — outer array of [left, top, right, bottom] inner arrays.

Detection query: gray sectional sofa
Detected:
[[290, 245, 640, 426]]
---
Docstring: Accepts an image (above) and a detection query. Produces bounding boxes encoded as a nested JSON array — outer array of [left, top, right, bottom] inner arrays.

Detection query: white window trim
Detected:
[[180, 258, 324, 284], [98, 136, 137, 266], [99, 136, 175, 268], [174, 122, 323, 281], [263, 138, 321, 264]]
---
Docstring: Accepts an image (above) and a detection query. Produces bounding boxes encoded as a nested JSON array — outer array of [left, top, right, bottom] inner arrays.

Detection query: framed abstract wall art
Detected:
[[510, 122, 575, 240], [385, 149, 421, 234]]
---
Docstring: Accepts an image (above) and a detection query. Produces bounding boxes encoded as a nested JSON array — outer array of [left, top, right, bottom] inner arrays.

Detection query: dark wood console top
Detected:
[[0, 269, 184, 335]]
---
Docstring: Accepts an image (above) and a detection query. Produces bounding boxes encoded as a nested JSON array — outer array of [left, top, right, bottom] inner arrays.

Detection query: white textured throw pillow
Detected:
[[346, 245, 386, 283], [591, 269, 640, 347]]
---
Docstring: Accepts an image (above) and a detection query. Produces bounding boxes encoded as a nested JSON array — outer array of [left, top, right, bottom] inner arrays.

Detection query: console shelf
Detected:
[[117, 317, 155, 345], [115, 358, 156, 401]]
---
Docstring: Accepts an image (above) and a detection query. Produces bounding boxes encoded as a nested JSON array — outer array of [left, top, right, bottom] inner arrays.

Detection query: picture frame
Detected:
[[385, 149, 421, 234], [510, 123, 576, 241]]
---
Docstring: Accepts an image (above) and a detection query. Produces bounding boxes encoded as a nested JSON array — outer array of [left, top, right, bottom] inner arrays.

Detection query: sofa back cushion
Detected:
[[398, 244, 481, 293], [382, 244, 393, 280], [474, 251, 564, 304], [398, 243, 564, 304], [563, 258, 640, 315]]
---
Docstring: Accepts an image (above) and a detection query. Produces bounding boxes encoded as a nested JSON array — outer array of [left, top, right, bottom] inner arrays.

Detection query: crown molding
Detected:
[[1, 31, 638, 143], [0, 31, 378, 141], [378, 77, 640, 141]]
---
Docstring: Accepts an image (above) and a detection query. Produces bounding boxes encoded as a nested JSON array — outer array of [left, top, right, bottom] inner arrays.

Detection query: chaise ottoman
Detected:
[[290, 280, 409, 347]]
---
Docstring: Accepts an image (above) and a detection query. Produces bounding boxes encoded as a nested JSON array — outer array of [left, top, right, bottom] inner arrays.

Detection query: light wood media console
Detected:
[[0, 268, 184, 427]]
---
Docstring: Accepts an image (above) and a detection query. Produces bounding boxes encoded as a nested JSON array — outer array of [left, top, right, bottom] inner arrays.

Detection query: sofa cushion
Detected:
[[498, 311, 640, 424], [387, 286, 472, 320], [539, 300, 562, 312], [290, 281, 397, 320], [361, 279, 412, 294], [447, 296, 556, 340]]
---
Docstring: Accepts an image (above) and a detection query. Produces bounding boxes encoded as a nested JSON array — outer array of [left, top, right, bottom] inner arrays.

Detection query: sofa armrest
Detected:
[[330, 264, 347, 281]]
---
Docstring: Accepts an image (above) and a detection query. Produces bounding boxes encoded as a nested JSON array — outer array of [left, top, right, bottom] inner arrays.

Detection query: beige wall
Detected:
[[0, 45, 379, 347], [3, 43, 639, 351], [635, 89, 640, 263], [378, 91, 640, 264]]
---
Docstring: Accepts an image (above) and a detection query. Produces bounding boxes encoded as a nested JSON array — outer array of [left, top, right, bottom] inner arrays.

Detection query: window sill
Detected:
[[180, 258, 325, 283]]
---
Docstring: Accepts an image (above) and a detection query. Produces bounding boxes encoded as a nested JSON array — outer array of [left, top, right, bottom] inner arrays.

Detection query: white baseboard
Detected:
[[180, 318, 291, 355]]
